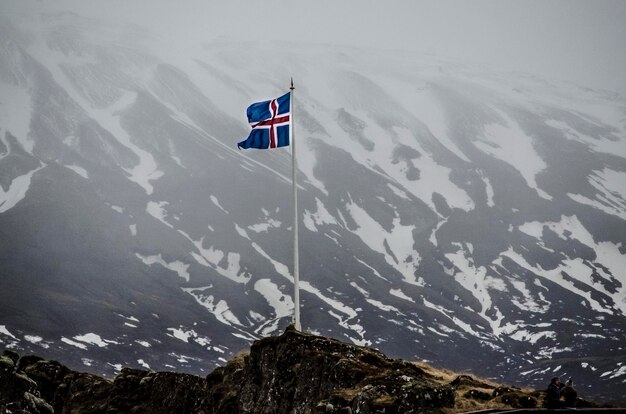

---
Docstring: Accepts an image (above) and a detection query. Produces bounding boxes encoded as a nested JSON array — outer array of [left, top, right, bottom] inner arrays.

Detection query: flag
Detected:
[[238, 92, 290, 149]]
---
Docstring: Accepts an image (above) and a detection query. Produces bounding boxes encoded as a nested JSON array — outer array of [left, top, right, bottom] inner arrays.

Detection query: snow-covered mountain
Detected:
[[1, 12, 625, 403]]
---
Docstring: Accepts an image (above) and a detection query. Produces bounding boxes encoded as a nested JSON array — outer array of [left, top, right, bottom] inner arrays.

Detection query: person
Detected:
[[561, 379, 578, 408], [546, 376, 564, 409]]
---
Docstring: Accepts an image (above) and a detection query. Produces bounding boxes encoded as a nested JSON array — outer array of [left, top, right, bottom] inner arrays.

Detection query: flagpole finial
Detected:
[[290, 77, 294, 91]]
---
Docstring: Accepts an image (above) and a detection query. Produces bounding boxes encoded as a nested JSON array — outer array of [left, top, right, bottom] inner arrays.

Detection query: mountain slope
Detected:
[[1, 13, 625, 403]]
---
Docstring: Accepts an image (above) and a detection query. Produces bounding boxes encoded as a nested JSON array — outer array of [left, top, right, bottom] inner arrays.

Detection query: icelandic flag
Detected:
[[238, 92, 290, 149]]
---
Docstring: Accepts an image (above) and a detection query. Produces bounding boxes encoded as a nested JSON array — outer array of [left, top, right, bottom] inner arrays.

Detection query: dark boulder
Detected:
[[463, 389, 492, 401], [450, 374, 495, 389]]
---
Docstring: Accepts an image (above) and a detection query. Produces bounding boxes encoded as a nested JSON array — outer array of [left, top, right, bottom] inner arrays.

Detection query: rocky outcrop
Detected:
[[1, 328, 598, 413], [237, 327, 454, 413]]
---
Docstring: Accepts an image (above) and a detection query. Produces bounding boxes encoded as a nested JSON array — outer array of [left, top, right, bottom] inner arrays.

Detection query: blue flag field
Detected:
[[238, 92, 291, 150]]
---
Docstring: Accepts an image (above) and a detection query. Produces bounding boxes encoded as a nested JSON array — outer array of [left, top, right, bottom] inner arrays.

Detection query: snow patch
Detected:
[[74, 333, 116, 348], [478, 170, 495, 207], [61, 337, 87, 350], [445, 243, 505, 334], [509, 278, 550, 313], [136, 253, 190, 282], [501, 246, 612, 314], [0, 164, 45, 214], [303, 198, 338, 232], [546, 119, 626, 158], [146, 201, 172, 228], [423, 298, 486, 339], [601, 365, 626, 379], [167, 327, 191, 343], [390, 288, 415, 302], [392, 127, 475, 212], [386, 183, 411, 200], [210, 195, 229, 213], [517, 215, 626, 314], [351, 281, 402, 313], [567, 168, 626, 221], [254, 278, 294, 336], [248, 213, 281, 233], [92, 92, 163, 194], [186, 238, 249, 284], [108, 363, 123, 373], [165, 327, 211, 347], [509, 329, 556, 344], [235, 224, 250, 240], [182, 286, 243, 327], [476, 112, 550, 200], [354, 257, 389, 282], [0, 325, 17, 339], [345, 200, 421, 285], [429, 218, 447, 247], [65, 164, 89, 178], [24, 335, 44, 346]]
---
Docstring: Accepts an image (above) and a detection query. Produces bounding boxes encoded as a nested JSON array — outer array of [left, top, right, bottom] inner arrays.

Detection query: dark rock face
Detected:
[[1, 354, 216, 414], [238, 328, 454, 413], [0, 351, 53, 414], [4, 330, 604, 414], [1, 331, 455, 413]]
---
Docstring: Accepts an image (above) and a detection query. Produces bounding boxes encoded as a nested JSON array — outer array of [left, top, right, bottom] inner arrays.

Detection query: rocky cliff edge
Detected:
[[0, 327, 591, 413]]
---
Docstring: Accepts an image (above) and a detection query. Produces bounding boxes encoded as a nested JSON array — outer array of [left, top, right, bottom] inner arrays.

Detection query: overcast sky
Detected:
[[3, 0, 626, 97]]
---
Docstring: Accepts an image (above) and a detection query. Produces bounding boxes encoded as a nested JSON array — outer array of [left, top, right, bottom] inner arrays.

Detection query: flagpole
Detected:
[[290, 78, 301, 331]]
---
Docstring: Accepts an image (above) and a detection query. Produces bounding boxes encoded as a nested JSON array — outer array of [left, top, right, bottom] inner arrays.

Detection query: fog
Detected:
[[3, 0, 626, 97]]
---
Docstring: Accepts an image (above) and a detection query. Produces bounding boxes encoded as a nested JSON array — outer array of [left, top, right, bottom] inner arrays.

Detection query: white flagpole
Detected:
[[290, 78, 301, 331]]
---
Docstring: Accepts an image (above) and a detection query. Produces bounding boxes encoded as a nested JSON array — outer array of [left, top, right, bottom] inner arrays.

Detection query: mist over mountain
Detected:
[[1, 12, 625, 403]]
